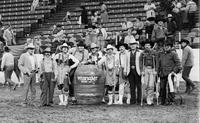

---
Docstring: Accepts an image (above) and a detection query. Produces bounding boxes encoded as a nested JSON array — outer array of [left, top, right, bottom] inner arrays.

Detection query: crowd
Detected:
[[0, 0, 198, 107]]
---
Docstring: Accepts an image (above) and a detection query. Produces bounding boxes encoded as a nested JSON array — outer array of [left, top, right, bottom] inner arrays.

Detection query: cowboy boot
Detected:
[[117, 95, 123, 105], [58, 94, 64, 105], [63, 95, 68, 106], [126, 94, 131, 104], [107, 94, 113, 105], [113, 94, 119, 104]]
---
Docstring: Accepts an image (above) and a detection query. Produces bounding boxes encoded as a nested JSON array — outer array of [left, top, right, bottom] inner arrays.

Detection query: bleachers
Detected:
[[27, 0, 149, 38], [0, 0, 56, 38]]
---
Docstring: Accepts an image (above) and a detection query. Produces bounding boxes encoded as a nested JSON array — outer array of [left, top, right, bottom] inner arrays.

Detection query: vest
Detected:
[[130, 51, 136, 66]]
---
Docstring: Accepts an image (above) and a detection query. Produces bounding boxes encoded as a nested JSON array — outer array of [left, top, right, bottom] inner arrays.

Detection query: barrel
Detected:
[[74, 65, 105, 104]]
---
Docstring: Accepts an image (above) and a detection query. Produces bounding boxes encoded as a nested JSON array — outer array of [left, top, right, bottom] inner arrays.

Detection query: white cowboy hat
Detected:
[[60, 43, 69, 49], [25, 43, 35, 49], [129, 38, 139, 45], [90, 43, 99, 49], [167, 14, 173, 18], [106, 44, 114, 50]]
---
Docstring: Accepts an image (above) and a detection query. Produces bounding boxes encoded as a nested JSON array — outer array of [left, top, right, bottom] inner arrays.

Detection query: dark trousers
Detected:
[[128, 69, 141, 104], [4, 66, 15, 85], [188, 12, 196, 30], [160, 76, 175, 104], [40, 72, 55, 105], [182, 66, 195, 90]]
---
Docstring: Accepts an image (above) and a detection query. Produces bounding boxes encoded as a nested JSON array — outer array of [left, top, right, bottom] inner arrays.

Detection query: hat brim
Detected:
[[43, 51, 52, 54], [116, 43, 129, 50], [140, 41, 154, 47]]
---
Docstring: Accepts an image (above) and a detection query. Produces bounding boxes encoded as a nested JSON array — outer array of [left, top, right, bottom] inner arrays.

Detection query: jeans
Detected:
[[182, 66, 195, 90]]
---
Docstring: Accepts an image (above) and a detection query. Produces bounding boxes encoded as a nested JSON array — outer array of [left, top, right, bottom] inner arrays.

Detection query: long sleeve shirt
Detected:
[[182, 45, 194, 67], [1, 52, 14, 69], [144, 3, 156, 18]]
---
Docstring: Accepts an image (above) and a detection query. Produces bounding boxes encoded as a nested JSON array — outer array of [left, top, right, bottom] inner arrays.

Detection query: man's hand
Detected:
[[141, 72, 145, 76], [153, 71, 157, 75]]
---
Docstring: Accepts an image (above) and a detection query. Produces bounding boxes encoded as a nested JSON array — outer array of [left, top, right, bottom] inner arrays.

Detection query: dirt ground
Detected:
[[0, 82, 199, 123]]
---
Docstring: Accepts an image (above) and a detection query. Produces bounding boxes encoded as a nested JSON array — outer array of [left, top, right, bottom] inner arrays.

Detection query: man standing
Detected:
[[180, 39, 196, 94], [18, 43, 39, 106], [127, 39, 142, 105], [1, 46, 17, 90], [3, 25, 16, 46], [39, 47, 57, 106], [140, 41, 158, 106], [158, 41, 182, 105], [144, 0, 156, 19]]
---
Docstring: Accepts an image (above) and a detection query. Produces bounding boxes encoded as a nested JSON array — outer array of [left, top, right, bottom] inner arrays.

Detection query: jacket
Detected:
[[158, 50, 182, 77], [18, 52, 38, 74]]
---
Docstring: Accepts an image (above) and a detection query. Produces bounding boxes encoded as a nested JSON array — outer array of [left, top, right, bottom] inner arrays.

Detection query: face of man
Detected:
[[91, 48, 97, 54], [27, 48, 35, 55], [158, 21, 164, 26], [130, 44, 137, 50], [45, 53, 51, 58], [181, 42, 187, 48], [144, 43, 151, 50], [119, 46, 126, 53], [164, 45, 171, 52], [107, 48, 113, 54], [62, 47, 68, 53], [78, 46, 84, 52]]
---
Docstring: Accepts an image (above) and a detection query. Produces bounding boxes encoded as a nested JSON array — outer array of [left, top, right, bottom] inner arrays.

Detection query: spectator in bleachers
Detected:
[[133, 17, 144, 36], [121, 18, 133, 31], [180, 0, 188, 28], [97, 24, 107, 50], [0, 14, 3, 26], [145, 17, 155, 40], [151, 18, 168, 47], [100, 2, 109, 24], [171, 0, 182, 31], [165, 14, 177, 44], [63, 11, 71, 24], [80, 6, 88, 25], [52, 24, 65, 41], [124, 30, 136, 45], [144, 0, 156, 19], [91, 10, 101, 28], [3, 25, 16, 46], [0, 22, 5, 46], [186, 0, 197, 31]]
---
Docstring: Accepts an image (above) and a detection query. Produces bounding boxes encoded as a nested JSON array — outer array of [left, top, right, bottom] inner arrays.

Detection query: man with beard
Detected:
[[140, 41, 158, 106], [158, 41, 181, 105]]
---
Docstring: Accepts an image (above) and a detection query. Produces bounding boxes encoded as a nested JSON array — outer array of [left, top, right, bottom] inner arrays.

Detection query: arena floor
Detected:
[[0, 82, 199, 123]]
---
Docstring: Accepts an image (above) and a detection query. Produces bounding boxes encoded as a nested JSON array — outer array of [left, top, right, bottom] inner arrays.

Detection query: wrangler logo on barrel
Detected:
[[77, 76, 98, 84]]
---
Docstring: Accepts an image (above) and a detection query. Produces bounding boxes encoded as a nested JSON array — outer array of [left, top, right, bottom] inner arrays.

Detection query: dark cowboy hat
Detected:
[[116, 42, 129, 50], [180, 38, 190, 44], [140, 40, 154, 47], [155, 17, 166, 23], [77, 41, 86, 47], [147, 17, 155, 21], [164, 41, 173, 47], [43, 47, 52, 54]]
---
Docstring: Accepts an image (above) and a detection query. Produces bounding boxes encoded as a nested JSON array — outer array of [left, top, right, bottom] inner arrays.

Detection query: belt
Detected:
[[145, 66, 153, 69]]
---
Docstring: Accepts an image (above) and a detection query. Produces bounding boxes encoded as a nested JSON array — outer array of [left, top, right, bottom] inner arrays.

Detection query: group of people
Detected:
[[0, 34, 196, 107]]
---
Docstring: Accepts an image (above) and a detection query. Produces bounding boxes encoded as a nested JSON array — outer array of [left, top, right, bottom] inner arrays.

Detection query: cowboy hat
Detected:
[[140, 40, 154, 47], [180, 38, 190, 44], [60, 43, 69, 49], [129, 38, 139, 45], [43, 47, 52, 54], [167, 14, 173, 18], [116, 42, 128, 50], [90, 43, 99, 49], [106, 44, 114, 50], [25, 43, 35, 49], [77, 41, 86, 47]]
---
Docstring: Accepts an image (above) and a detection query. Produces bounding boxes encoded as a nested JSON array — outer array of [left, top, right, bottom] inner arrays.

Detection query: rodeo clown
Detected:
[[140, 40, 158, 106], [158, 41, 182, 105], [115, 42, 131, 105], [87, 43, 102, 65], [54, 43, 79, 106], [39, 47, 57, 107], [98, 44, 118, 105]]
